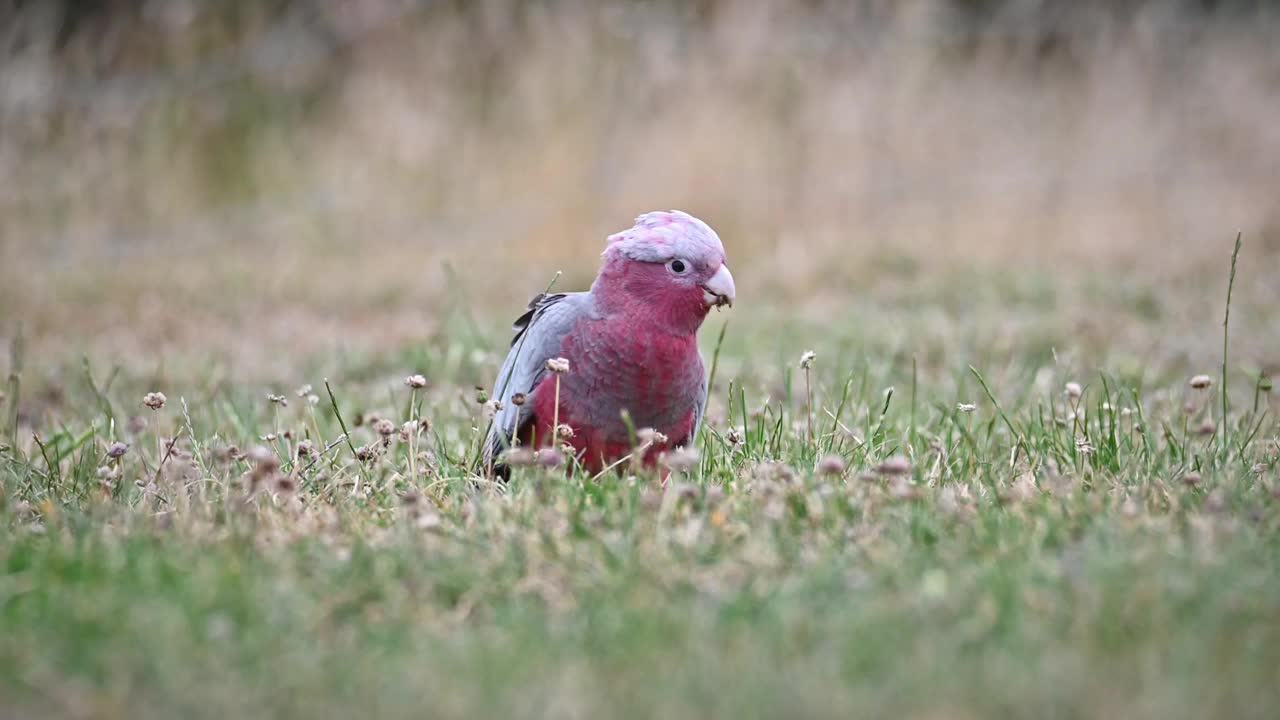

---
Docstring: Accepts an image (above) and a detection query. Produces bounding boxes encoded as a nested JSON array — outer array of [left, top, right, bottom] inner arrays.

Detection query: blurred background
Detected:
[[2, 0, 1278, 381]]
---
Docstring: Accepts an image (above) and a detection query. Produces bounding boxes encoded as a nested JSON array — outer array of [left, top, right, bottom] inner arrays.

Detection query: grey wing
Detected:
[[482, 292, 592, 470]]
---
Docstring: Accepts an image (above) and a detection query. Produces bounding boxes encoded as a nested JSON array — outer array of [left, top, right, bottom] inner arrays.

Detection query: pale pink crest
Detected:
[[604, 210, 726, 266]]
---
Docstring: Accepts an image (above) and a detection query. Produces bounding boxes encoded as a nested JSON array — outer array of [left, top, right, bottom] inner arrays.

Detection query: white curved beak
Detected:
[[701, 264, 736, 308]]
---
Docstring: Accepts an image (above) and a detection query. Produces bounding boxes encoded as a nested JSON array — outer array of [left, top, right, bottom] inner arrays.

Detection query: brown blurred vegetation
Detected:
[[1, 0, 1278, 373]]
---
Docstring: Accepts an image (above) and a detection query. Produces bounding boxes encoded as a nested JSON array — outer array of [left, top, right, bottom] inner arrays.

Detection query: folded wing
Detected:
[[482, 292, 592, 474]]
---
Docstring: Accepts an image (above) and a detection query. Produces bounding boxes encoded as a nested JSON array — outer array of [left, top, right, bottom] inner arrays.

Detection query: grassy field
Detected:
[[3, 242, 1279, 719], [4, 2, 1280, 718]]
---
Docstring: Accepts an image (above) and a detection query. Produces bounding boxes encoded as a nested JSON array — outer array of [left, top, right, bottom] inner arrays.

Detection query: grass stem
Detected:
[[1221, 231, 1242, 455]]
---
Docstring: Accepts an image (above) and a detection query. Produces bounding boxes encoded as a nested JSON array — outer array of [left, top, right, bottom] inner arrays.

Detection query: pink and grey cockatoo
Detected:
[[483, 210, 735, 476]]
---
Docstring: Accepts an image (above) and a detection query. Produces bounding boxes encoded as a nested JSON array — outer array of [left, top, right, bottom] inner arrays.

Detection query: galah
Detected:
[[483, 210, 736, 476]]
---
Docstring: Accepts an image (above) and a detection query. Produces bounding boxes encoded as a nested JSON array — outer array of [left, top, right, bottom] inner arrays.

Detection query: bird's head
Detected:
[[594, 210, 735, 333]]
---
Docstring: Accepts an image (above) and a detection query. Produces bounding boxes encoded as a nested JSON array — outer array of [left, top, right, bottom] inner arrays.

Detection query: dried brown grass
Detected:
[[2, 1, 1278, 372]]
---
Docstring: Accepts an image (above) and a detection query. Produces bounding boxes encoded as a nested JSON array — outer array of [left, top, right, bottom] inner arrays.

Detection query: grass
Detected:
[[2, 247, 1279, 720]]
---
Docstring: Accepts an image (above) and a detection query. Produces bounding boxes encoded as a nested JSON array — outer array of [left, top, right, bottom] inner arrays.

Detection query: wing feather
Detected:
[[482, 292, 591, 472]]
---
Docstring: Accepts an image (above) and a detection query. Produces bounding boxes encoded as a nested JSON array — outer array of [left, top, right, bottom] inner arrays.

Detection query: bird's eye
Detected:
[[668, 259, 688, 274]]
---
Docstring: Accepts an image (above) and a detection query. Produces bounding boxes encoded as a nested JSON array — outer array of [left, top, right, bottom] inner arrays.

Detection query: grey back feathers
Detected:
[[482, 292, 593, 469]]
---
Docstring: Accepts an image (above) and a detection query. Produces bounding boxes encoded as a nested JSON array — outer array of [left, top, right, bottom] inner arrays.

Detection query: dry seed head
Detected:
[[503, 447, 536, 467], [536, 448, 565, 469], [296, 440, 315, 457], [674, 483, 698, 502], [511, 392, 527, 406], [636, 427, 669, 446], [1182, 472, 1202, 486], [355, 444, 377, 462], [142, 392, 167, 410], [106, 441, 129, 459], [545, 357, 571, 374], [274, 475, 298, 494], [938, 486, 960, 514], [705, 485, 726, 505], [875, 455, 911, 476], [1008, 473, 1038, 503], [267, 393, 288, 407], [1120, 496, 1140, 517], [127, 415, 147, 434], [1064, 382, 1082, 400], [1206, 490, 1226, 512], [725, 427, 744, 446], [399, 421, 417, 441], [374, 418, 396, 437], [295, 384, 313, 397], [890, 479, 922, 501], [662, 448, 700, 472], [817, 454, 846, 476], [799, 350, 816, 369], [247, 446, 280, 472], [405, 374, 428, 389], [1189, 374, 1213, 390], [210, 445, 237, 464], [957, 402, 977, 413], [245, 447, 281, 491], [556, 424, 575, 440]]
